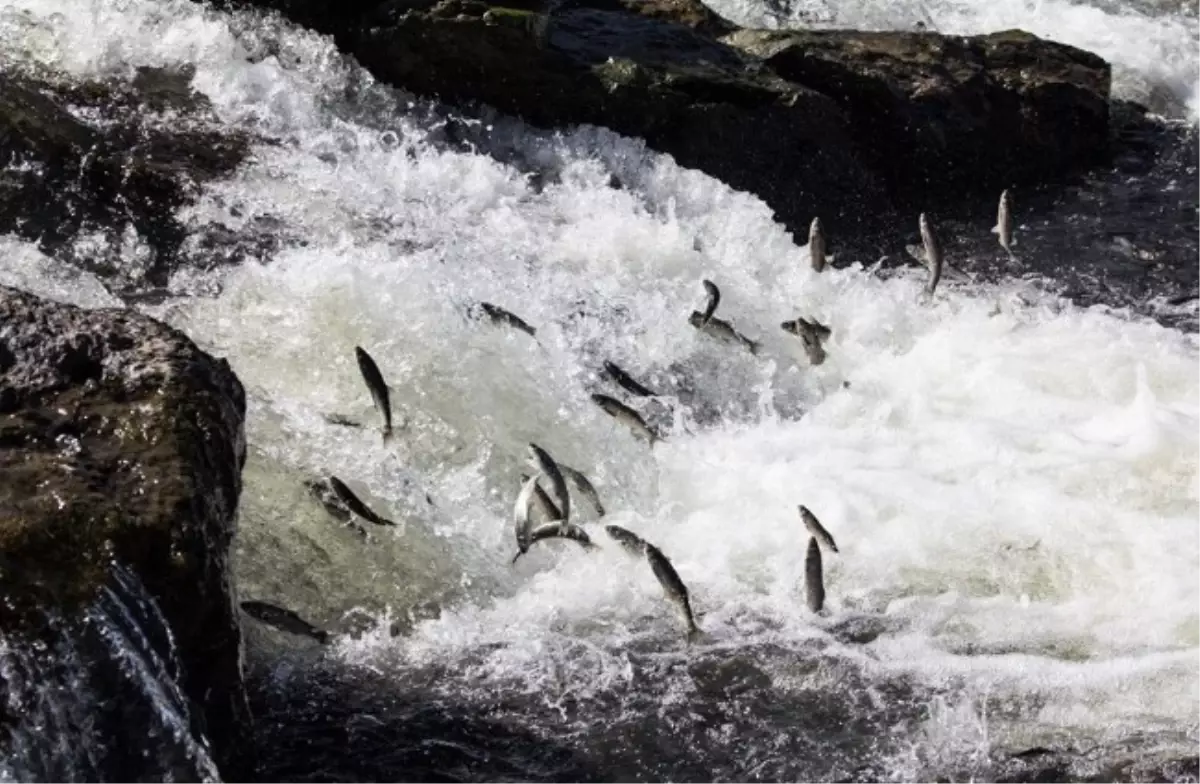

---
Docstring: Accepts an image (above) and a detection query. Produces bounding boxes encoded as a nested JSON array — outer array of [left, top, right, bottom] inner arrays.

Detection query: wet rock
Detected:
[[211, 0, 1112, 248], [724, 28, 1111, 215], [0, 284, 251, 777], [346, 0, 891, 240], [0, 65, 257, 295]]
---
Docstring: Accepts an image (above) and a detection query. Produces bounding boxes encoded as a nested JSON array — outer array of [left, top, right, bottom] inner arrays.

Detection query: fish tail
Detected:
[[315, 630, 331, 645], [686, 625, 704, 645], [511, 550, 525, 565], [382, 427, 394, 445]]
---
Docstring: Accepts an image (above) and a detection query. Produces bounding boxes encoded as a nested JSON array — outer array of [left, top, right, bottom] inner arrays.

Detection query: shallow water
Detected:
[[0, 0, 1196, 779]]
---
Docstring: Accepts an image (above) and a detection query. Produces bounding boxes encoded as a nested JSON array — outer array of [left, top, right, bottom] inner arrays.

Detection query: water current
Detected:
[[0, 0, 1196, 779]]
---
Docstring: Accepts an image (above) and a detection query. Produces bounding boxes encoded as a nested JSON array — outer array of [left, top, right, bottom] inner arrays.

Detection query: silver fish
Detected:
[[798, 505, 838, 554], [471, 301, 537, 337], [699, 279, 721, 327], [919, 212, 943, 297], [602, 360, 657, 397], [558, 463, 605, 517], [527, 520, 597, 552], [520, 473, 562, 523], [329, 476, 397, 527], [809, 217, 827, 272], [355, 346, 393, 443], [512, 472, 544, 563], [780, 318, 827, 366], [992, 189, 1015, 257], [805, 536, 825, 613], [644, 543, 703, 643], [527, 443, 570, 525], [591, 394, 660, 446], [605, 524, 647, 556], [241, 600, 330, 644], [688, 311, 760, 356]]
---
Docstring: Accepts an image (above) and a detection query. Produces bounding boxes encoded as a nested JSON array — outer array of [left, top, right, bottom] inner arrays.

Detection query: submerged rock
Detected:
[[0, 284, 251, 778], [0, 65, 258, 296]]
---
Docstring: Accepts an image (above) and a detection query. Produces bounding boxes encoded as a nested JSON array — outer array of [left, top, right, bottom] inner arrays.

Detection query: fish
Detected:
[[241, 600, 330, 644], [322, 412, 363, 429], [919, 212, 943, 297], [699, 279, 721, 327], [512, 471, 545, 563], [905, 245, 969, 281], [558, 463, 605, 517], [527, 520, 597, 552], [520, 473, 562, 522], [798, 505, 838, 554], [809, 217, 827, 272], [602, 360, 658, 397], [354, 346, 393, 443], [644, 543, 703, 643], [329, 476, 397, 527], [780, 318, 827, 366], [591, 394, 661, 446], [527, 443, 570, 525], [471, 301, 537, 338], [805, 536, 825, 613], [605, 524, 647, 556], [992, 189, 1015, 256], [688, 311, 760, 356]]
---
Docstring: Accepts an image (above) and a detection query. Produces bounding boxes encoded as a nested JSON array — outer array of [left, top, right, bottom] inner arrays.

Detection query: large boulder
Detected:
[[211, 0, 1112, 248], [0, 284, 251, 778], [723, 28, 1111, 214]]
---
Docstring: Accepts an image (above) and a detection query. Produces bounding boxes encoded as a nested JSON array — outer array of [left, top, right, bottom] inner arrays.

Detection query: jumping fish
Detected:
[[354, 346, 393, 443], [329, 476, 397, 527], [805, 536, 825, 613], [520, 473, 562, 522], [471, 301, 537, 338], [527, 443, 570, 525], [558, 463, 606, 517], [512, 472, 544, 563], [809, 217, 827, 272], [644, 543, 703, 643], [992, 189, 1015, 257], [241, 600, 330, 644], [798, 505, 838, 554], [688, 311, 760, 356], [780, 317, 827, 366], [605, 524, 647, 556], [699, 279, 721, 327], [919, 212, 943, 297], [527, 520, 597, 552], [602, 360, 658, 397], [591, 394, 660, 446]]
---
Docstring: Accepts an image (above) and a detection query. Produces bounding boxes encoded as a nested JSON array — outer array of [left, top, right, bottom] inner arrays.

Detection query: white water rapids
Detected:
[[0, 0, 1196, 778]]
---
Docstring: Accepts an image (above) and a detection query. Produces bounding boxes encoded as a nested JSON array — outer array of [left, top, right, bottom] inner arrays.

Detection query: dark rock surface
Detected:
[[723, 28, 1111, 212], [0, 284, 252, 778], [0, 65, 259, 296], [209, 0, 1114, 249]]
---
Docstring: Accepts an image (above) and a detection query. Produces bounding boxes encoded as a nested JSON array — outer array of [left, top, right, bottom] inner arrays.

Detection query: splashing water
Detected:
[[0, 0, 1196, 779]]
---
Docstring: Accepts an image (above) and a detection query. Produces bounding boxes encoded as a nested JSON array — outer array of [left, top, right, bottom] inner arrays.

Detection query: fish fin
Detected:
[[315, 629, 331, 645], [991, 224, 1000, 234]]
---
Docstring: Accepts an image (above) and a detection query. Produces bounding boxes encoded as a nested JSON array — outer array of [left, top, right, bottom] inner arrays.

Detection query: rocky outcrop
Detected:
[[723, 28, 1111, 211], [0, 284, 251, 778], [212, 0, 1112, 248], [0, 66, 259, 296]]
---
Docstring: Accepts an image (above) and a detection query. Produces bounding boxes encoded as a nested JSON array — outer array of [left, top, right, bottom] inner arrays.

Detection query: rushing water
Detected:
[[0, 0, 1197, 780]]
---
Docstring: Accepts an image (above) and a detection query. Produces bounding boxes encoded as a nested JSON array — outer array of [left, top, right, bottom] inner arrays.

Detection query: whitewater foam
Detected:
[[0, 0, 1196, 776]]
